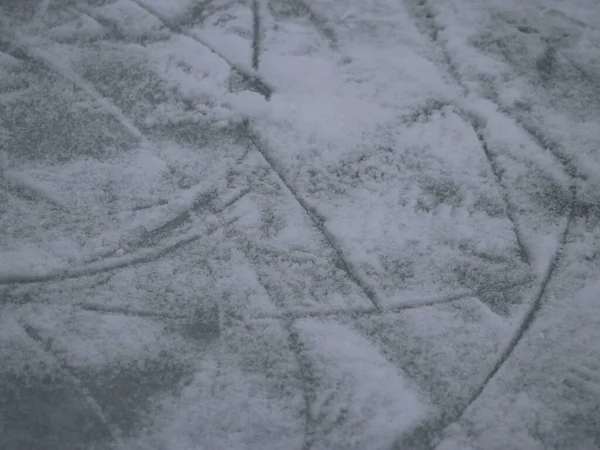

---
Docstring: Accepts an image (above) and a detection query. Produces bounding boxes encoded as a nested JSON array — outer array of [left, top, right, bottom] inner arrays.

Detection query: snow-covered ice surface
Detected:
[[0, 0, 598, 449]]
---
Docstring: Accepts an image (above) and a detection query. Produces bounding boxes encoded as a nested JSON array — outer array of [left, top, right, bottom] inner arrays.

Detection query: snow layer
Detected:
[[1, 0, 598, 448]]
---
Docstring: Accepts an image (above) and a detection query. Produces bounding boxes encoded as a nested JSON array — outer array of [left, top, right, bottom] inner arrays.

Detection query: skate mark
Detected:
[[83, 186, 249, 264], [3, 19, 254, 281], [467, 202, 574, 393], [20, 321, 122, 446], [128, 188, 217, 248], [564, 358, 600, 395], [273, 0, 338, 50], [244, 124, 384, 310], [287, 319, 318, 450], [404, 0, 582, 185], [132, 0, 273, 99], [261, 5, 527, 305], [251, 0, 260, 70], [301, 2, 338, 49], [510, 114, 586, 181], [0, 35, 39, 65], [0, 214, 240, 285], [400, 99, 450, 124], [246, 270, 317, 450], [2, 28, 143, 140], [130, 198, 169, 211], [2, 169, 70, 211], [268, 0, 339, 51], [425, 192, 577, 449], [78, 303, 189, 319], [462, 114, 531, 265], [402, 0, 587, 265], [250, 290, 470, 321], [399, 4, 590, 443], [216, 186, 251, 211], [71, 4, 128, 41]]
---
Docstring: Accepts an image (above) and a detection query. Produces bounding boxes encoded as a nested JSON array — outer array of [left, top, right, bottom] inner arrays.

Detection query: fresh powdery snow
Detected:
[[1, 0, 599, 449]]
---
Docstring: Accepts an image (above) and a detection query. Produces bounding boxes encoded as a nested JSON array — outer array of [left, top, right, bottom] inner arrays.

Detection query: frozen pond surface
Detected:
[[1, 0, 599, 449]]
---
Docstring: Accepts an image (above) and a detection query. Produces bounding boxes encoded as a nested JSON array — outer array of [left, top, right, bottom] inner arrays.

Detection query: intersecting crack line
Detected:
[[70, 4, 129, 42], [76, 290, 470, 324], [1, 19, 254, 287], [246, 266, 318, 450], [80, 190, 213, 264], [131, 0, 273, 100], [260, 6, 525, 313], [7, 9, 348, 450], [507, 113, 588, 181], [430, 191, 577, 446], [244, 124, 384, 311], [1, 169, 70, 212], [246, 11, 537, 446], [396, 0, 585, 445], [266, 0, 338, 50], [298, 2, 339, 50], [399, 0, 582, 265], [20, 321, 123, 446], [460, 113, 531, 265], [250, 290, 470, 321], [0, 25, 143, 140], [402, 0, 583, 183], [0, 215, 239, 285]]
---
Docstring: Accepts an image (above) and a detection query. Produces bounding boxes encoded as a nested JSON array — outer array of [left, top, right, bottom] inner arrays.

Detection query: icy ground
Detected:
[[0, 0, 599, 449]]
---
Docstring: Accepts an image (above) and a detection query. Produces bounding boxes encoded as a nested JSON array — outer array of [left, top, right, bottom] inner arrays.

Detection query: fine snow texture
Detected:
[[1, 0, 599, 449]]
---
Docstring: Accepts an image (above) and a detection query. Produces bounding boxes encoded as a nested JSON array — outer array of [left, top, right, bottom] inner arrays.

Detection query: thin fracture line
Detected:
[[250, 290, 471, 321], [266, 0, 338, 50]]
